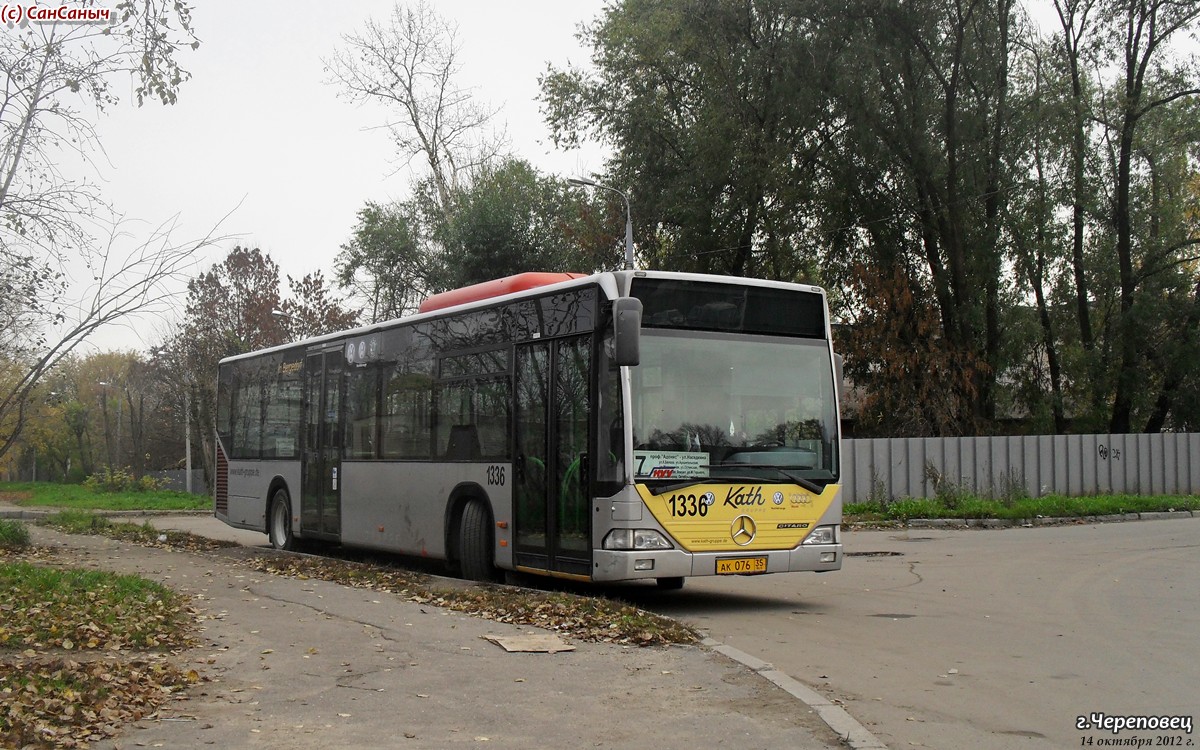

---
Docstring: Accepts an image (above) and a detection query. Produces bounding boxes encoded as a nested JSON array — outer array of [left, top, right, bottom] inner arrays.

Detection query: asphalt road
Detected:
[[153, 513, 1199, 749], [43, 520, 842, 750], [618, 518, 1200, 750]]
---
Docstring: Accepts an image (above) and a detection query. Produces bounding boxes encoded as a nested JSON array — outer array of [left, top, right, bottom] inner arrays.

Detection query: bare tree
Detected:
[[0, 2, 198, 259], [0, 215, 228, 462], [0, 4, 204, 461], [324, 0, 505, 212]]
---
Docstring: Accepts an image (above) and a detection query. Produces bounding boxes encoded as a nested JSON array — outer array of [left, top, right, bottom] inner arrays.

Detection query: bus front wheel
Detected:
[[268, 488, 296, 551], [459, 499, 497, 582]]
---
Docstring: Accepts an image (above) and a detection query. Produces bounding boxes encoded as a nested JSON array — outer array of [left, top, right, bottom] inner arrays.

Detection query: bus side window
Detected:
[[444, 424, 481, 460], [345, 366, 379, 459]]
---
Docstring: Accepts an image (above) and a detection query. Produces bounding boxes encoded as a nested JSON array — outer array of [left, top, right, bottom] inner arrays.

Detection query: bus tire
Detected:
[[656, 576, 685, 590], [268, 488, 296, 551], [459, 499, 496, 582]]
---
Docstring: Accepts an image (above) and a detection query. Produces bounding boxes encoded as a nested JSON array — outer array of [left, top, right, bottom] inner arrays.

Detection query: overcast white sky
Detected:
[[74, 0, 610, 349]]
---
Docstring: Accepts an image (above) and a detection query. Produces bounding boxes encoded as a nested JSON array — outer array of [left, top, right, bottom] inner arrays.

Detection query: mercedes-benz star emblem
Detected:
[[731, 515, 757, 546]]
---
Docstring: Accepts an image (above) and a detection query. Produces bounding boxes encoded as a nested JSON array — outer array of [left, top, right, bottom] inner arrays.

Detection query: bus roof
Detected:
[[218, 270, 828, 366], [418, 272, 587, 313]]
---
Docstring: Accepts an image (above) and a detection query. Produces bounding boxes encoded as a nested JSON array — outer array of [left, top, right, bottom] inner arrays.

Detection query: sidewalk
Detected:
[[10, 512, 845, 750]]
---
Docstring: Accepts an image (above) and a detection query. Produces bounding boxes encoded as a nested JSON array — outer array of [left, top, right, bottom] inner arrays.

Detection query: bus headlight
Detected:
[[603, 529, 674, 551], [802, 525, 837, 545]]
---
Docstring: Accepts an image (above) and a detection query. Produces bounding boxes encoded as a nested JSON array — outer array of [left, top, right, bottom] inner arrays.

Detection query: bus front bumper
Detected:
[[591, 544, 842, 582]]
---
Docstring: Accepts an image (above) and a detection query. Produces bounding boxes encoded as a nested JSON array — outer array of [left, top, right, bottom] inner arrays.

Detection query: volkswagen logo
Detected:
[[731, 515, 757, 546]]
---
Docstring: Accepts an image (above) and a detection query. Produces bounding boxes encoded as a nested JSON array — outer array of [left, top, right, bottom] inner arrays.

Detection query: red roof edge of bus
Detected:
[[418, 272, 588, 314]]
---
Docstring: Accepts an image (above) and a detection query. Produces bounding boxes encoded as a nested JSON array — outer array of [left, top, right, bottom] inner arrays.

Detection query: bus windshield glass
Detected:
[[630, 330, 839, 485]]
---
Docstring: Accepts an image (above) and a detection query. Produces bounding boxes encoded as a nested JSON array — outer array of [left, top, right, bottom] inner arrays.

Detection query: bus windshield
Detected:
[[630, 329, 839, 485]]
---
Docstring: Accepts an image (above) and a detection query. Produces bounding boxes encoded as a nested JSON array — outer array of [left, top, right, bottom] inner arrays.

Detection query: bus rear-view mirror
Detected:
[[613, 296, 642, 367]]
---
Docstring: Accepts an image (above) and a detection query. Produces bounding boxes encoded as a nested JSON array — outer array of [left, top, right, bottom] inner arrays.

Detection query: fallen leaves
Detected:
[[37, 512, 237, 553], [0, 560, 195, 653], [240, 553, 698, 647], [0, 655, 198, 749], [1, 509, 701, 747], [0, 551, 202, 749]]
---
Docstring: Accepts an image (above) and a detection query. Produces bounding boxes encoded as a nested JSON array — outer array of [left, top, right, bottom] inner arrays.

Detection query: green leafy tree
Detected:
[[439, 159, 611, 287], [1096, 0, 1200, 432], [337, 160, 616, 315], [540, 0, 839, 279], [335, 201, 430, 322]]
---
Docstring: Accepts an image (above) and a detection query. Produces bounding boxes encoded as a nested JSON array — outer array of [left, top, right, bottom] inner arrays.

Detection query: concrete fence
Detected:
[[842, 433, 1200, 503]]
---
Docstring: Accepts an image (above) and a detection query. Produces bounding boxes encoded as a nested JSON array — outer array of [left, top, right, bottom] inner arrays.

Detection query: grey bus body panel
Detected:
[[218, 458, 514, 566], [339, 461, 513, 566], [221, 460, 301, 532]]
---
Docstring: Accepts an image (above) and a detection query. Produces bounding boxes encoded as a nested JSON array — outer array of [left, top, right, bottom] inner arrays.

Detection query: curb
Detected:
[[0, 507, 209, 520], [703, 638, 888, 750], [0, 508, 49, 520], [845, 509, 1197, 531]]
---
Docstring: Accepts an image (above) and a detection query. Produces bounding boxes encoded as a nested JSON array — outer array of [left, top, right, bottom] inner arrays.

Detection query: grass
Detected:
[[0, 552, 197, 748], [845, 492, 1200, 522], [0, 518, 30, 548], [0, 481, 208, 512], [0, 560, 193, 652], [39, 510, 152, 538], [36, 510, 235, 552]]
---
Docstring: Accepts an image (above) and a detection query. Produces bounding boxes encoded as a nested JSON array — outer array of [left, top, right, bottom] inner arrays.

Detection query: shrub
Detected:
[[884, 497, 945, 521], [0, 518, 31, 548], [83, 468, 167, 494]]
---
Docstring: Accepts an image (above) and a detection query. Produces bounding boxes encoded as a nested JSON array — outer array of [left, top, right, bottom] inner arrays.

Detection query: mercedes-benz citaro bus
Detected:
[[214, 270, 842, 588]]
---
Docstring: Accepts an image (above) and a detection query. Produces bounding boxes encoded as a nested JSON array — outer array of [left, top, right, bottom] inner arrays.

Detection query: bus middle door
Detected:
[[302, 348, 344, 540], [513, 335, 592, 577]]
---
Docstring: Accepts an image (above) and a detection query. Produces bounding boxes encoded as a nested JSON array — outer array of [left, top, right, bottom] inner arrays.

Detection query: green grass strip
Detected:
[[0, 481, 207, 511], [846, 493, 1200, 522]]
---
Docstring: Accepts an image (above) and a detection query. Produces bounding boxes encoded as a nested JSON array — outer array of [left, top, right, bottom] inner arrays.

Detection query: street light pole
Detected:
[[272, 309, 294, 340], [568, 177, 636, 270], [98, 381, 112, 470], [184, 387, 192, 495]]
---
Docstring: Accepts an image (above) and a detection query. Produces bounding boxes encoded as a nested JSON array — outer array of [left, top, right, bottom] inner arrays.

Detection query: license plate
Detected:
[[716, 556, 768, 574]]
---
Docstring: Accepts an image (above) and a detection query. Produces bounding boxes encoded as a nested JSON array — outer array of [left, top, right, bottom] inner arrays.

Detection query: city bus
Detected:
[[214, 269, 843, 587]]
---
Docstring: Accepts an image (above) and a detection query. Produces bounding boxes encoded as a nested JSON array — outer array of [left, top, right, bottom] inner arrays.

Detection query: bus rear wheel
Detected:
[[459, 499, 497, 582], [268, 488, 296, 551]]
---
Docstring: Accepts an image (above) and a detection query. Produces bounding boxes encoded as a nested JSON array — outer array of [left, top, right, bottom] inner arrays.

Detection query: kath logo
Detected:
[[723, 485, 765, 508]]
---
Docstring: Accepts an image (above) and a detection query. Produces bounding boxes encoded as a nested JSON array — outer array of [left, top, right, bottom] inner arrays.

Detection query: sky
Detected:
[[71, 0, 610, 350]]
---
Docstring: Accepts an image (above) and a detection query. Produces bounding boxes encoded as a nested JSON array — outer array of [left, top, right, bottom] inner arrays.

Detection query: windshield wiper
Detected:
[[647, 467, 827, 497], [647, 475, 776, 496], [707, 464, 825, 495]]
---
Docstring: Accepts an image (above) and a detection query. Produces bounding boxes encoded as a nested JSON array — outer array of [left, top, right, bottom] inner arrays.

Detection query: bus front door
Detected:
[[513, 336, 592, 577], [302, 350, 343, 540]]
